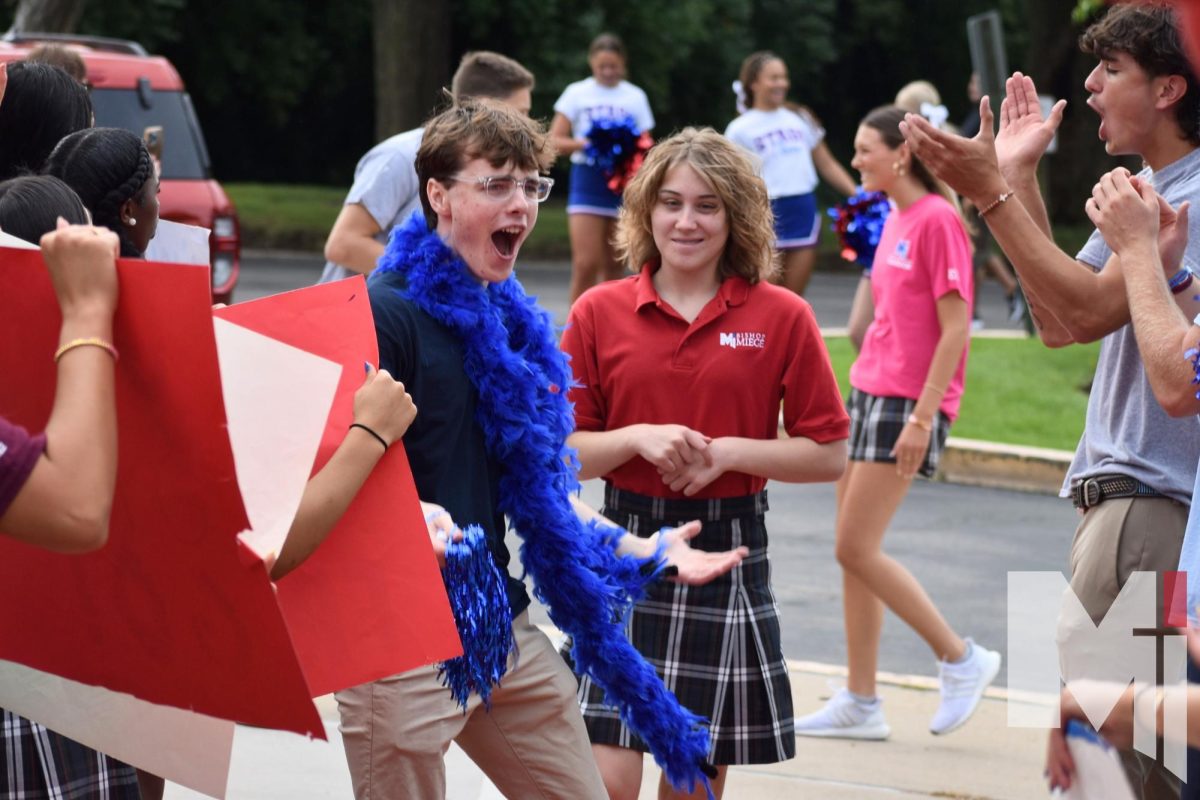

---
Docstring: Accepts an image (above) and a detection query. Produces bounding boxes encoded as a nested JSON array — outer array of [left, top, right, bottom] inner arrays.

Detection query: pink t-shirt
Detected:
[[849, 193, 972, 421]]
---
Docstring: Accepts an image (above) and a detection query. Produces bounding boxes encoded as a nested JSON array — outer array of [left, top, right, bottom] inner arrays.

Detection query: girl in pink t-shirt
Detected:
[[796, 106, 1002, 741]]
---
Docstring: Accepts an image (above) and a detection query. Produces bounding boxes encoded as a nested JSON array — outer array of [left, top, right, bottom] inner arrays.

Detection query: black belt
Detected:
[[1070, 474, 1163, 511]]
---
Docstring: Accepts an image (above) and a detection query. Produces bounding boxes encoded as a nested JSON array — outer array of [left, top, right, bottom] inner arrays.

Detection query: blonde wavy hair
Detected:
[[615, 127, 777, 284]]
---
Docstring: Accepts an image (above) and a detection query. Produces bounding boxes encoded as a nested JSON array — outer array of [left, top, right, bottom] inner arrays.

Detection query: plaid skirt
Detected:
[[846, 388, 951, 479], [571, 485, 794, 765], [0, 711, 139, 799]]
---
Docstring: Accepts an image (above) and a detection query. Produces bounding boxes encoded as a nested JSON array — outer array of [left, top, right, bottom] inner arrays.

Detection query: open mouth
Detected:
[[491, 226, 522, 258]]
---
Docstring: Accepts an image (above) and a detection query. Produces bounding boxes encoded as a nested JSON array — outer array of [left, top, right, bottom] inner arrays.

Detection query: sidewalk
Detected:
[[163, 657, 1052, 800]]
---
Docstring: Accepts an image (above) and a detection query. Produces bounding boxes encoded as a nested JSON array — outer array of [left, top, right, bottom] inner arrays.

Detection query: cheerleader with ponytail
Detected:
[[724, 51, 856, 296]]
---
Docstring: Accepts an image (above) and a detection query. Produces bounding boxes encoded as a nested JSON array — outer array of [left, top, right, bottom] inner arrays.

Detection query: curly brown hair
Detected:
[[1080, 1, 1200, 144], [615, 127, 777, 284], [415, 98, 554, 228]]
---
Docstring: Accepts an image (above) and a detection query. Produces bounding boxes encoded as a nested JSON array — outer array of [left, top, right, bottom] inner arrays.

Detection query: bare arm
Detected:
[[901, 96, 1131, 344], [550, 113, 586, 157], [1084, 168, 1200, 416], [846, 274, 873, 353], [567, 495, 747, 584], [567, 424, 711, 480], [0, 223, 121, 553], [811, 141, 857, 197], [271, 366, 417, 579], [323, 203, 385, 275], [891, 291, 970, 479]]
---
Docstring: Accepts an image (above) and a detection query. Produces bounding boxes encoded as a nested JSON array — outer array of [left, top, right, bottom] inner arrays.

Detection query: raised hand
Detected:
[[1083, 169, 1160, 259], [353, 364, 417, 448], [900, 96, 1007, 205], [995, 72, 1066, 180], [40, 219, 121, 321]]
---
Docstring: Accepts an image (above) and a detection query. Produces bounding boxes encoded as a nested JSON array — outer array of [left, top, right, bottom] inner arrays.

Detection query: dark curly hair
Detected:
[[43, 127, 154, 257], [1080, 1, 1200, 145]]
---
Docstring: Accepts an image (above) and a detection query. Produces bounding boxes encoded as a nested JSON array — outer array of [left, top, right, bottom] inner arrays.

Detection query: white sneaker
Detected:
[[930, 639, 1001, 735], [795, 688, 891, 740]]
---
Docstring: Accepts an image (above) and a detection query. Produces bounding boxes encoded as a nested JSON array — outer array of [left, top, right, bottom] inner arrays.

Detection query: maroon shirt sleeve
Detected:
[[0, 416, 46, 517]]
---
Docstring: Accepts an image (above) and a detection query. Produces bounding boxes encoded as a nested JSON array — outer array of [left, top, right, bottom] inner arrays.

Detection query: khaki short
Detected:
[[335, 610, 606, 800]]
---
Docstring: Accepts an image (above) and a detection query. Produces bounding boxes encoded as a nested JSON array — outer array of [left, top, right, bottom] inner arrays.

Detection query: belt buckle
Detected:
[[1082, 478, 1103, 510]]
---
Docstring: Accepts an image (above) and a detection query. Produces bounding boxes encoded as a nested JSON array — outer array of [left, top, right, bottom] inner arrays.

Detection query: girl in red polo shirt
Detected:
[[795, 106, 1000, 742], [561, 127, 849, 800]]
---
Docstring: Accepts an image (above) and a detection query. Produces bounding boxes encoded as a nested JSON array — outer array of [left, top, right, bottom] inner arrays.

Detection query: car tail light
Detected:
[[212, 254, 235, 290], [213, 215, 236, 238]]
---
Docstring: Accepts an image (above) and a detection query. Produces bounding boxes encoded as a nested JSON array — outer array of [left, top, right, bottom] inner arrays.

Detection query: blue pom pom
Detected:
[[584, 115, 642, 177], [828, 188, 891, 268], [438, 524, 514, 710]]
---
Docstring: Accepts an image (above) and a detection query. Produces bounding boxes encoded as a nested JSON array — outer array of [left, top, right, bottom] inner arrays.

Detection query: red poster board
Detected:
[[0, 249, 321, 736], [215, 278, 460, 696]]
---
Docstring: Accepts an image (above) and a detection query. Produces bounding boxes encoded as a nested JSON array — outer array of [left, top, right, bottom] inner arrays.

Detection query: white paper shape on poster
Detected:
[[145, 219, 211, 265], [0, 660, 235, 798], [214, 318, 341, 559], [0, 231, 39, 249]]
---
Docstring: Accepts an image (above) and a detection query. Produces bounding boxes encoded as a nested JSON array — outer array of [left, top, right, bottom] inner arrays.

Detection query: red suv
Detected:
[[0, 33, 240, 303]]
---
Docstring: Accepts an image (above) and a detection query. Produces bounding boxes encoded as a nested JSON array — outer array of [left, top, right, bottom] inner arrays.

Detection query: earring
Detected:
[[892, 161, 907, 177], [126, 218, 137, 226]]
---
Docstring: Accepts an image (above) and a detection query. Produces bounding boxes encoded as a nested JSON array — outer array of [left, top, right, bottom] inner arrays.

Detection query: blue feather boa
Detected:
[[377, 212, 714, 794]]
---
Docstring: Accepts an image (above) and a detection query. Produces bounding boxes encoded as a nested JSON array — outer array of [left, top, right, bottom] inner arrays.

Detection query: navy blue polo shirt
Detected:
[[368, 268, 530, 617]]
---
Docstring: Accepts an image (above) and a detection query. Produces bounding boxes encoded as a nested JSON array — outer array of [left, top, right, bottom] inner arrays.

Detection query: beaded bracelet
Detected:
[[977, 191, 1014, 218], [349, 422, 388, 453], [1168, 268, 1194, 295], [54, 337, 118, 362]]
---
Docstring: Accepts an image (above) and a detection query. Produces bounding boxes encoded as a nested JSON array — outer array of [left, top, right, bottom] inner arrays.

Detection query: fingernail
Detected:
[[364, 361, 372, 375]]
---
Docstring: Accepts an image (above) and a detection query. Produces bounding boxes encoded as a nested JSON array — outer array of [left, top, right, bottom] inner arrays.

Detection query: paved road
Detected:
[[235, 252, 1073, 683]]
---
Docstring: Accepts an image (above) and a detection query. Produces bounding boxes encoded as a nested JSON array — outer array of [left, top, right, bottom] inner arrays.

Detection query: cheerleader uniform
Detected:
[[554, 77, 654, 217], [725, 107, 826, 249]]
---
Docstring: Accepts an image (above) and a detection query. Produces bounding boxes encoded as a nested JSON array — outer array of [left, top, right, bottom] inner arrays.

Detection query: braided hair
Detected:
[[43, 127, 154, 257]]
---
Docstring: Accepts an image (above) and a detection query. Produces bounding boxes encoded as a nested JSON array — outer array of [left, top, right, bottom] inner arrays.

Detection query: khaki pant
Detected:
[[335, 610, 607, 800], [1065, 496, 1189, 800]]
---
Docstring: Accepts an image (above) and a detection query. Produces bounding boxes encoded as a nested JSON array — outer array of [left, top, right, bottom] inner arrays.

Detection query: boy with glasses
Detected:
[[319, 51, 535, 284], [335, 99, 747, 799]]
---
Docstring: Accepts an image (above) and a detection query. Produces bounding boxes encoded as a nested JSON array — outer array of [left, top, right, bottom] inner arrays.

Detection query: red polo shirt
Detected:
[[562, 264, 849, 499]]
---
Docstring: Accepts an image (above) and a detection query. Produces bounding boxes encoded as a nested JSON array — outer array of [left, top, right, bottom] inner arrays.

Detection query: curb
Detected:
[[938, 437, 1072, 495]]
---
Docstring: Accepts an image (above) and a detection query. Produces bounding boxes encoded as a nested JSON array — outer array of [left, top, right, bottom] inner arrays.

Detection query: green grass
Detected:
[[226, 183, 345, 251], [823, 336, 1099, 451]]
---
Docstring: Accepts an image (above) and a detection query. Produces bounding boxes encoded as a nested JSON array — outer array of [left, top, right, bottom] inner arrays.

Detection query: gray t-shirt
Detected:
[[1063, 146, 1200, 503], [318, 127, 425, 284]]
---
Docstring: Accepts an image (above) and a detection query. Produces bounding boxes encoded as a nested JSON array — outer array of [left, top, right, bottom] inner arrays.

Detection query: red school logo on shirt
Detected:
[[886, 239, 913, 271]]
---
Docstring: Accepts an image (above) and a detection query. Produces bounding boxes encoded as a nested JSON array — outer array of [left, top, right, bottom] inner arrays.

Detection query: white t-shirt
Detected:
[[724, 107, 825, 199], [553, 78, 655, 165]]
